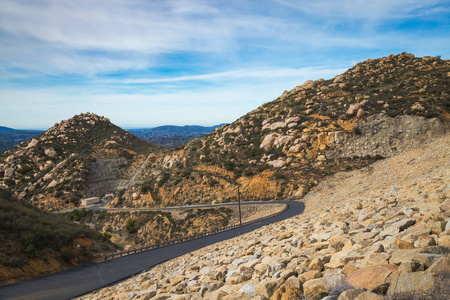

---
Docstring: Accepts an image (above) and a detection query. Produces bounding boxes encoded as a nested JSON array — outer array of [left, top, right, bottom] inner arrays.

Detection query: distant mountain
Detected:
[[0, 126, 15, 133], [0, 128, 43, 154], [130, 124, 226, 148]]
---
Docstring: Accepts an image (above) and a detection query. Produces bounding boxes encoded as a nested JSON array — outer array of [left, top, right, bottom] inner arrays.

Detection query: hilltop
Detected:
[[0, 113, 155, 210], [110, 53, 449, 208]]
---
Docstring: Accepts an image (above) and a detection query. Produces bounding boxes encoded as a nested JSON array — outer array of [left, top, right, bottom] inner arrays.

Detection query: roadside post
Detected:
[[238, 185, 242, 227]]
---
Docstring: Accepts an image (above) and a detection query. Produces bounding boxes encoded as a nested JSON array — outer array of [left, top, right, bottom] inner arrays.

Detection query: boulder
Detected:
[[308, 257, 324, 271], [299, 270, 322, 283], [414, 235, 435, 248], [44, 148, 57, 158], [47, 180, 58, 189], [395, 239, 414, 249], [438, 235, 450, 247], [389, 250, 442, 268], [270, 285, 303, 300], [347, 104, 360, 115], [268, 160, 285, 168], [426, 256, 450, 276], [356, 109, 365, 118], [334, 131, 346, 144], [337, 288, 365, 300], [361, 253, 391, 267], [55, 160, 67, 171], [323, 273, 351, 295], [387, 271, 436, 295], [254, 278, 283, 298], [398, 261, 420, 274], [303, 278, 327, 300], [261, 133, 280, 150], [4, 168, 14, 178], [239, 283, 255, 297], [346, 264, 399, 292]]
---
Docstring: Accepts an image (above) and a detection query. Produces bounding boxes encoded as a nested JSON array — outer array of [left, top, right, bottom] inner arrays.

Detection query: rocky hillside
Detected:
[[80, 135, 450, 300], [113, 53, 449, 208], [0, 113, 155, 210]]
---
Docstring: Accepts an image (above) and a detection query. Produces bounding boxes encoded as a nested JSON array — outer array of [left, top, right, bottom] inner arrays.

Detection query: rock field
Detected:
[[82, 134, 449, 299]]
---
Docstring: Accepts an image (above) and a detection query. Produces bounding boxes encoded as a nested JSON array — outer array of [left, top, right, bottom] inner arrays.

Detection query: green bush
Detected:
[[125, 218, 138, 234]]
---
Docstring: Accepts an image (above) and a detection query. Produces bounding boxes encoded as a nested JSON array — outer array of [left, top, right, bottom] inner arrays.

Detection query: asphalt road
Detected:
[[0, 201, 305, 300], [57, 200, 287, 213]]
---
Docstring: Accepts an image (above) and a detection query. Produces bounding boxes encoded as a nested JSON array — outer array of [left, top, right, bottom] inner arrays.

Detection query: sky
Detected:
[[0, 0, 449, 129]]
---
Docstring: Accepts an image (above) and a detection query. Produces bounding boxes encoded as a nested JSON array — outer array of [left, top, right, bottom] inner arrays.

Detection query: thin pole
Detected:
[[238, 185, 242, 227]]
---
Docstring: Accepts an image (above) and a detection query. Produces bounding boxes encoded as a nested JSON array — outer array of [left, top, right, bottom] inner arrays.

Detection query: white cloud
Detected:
[[273, 0, 447, 19], [101, 67, 347, 84]]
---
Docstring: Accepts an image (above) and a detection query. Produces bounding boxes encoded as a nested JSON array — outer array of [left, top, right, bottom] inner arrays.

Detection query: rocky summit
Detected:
[[80, 135, 450, 300]]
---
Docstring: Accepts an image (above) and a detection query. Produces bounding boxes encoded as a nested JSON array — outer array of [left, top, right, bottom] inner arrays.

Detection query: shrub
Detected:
[[158, 172, 170, 186], [274, 172, 286, 180], [125, 218, 139, 234]]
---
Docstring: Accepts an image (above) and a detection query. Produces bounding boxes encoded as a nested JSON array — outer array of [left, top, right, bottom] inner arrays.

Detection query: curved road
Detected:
[[0, 201, 304, 300]]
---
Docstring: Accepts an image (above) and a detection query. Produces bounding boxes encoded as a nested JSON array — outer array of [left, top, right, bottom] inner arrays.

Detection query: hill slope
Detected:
[[110, 53, 450, 208], [0, 189, 116, 284], [0, 113, 155, 210]]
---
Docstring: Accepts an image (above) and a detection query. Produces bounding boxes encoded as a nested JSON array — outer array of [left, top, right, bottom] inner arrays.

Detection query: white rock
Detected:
[[239, 283, 255, 297], [4, 168, 14, 178], [260, 133, 280, 150], [268, 160, 285, 168]]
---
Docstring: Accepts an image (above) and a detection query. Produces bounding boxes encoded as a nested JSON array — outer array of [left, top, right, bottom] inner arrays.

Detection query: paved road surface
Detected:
[[57, 200, 285, 213], [0, 201, 304, 300]]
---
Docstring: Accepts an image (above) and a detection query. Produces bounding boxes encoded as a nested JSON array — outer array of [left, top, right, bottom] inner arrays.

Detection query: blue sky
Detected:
[[0, 0, 449, 129]]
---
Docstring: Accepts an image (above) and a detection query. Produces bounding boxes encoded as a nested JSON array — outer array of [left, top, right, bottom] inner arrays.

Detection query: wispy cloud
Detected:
[[101, 67, 347, 84], [0, 0, 449, 128], [273, 0, 448, 19]]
